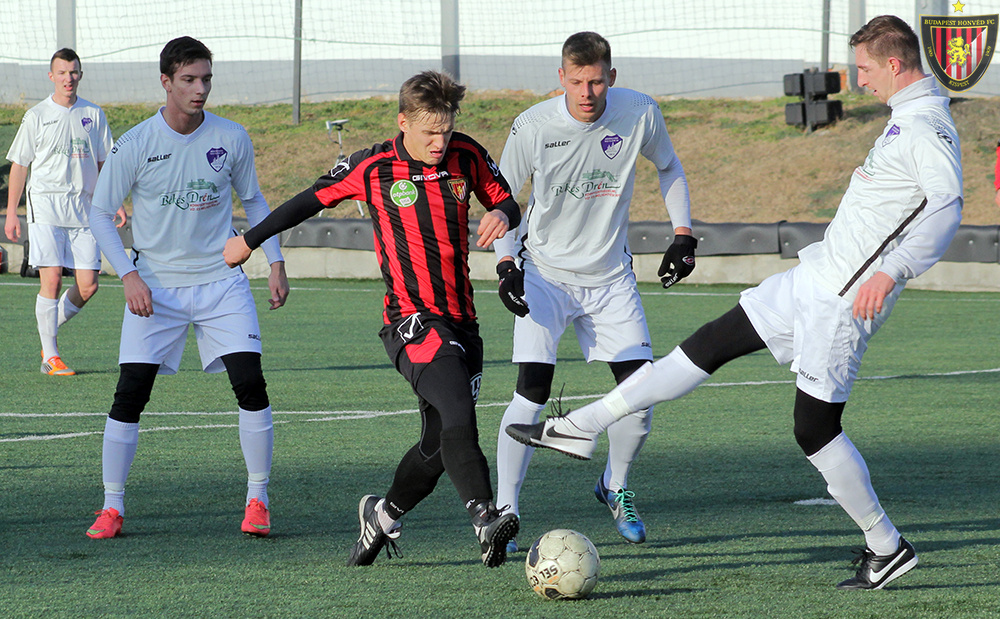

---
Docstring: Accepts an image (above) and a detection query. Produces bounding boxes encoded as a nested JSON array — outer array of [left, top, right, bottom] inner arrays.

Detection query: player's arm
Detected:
[[643, 105, 697, 288], [240, 189, 289, 310], [5, 162, 27, 241], [854, 193, 962, 320]]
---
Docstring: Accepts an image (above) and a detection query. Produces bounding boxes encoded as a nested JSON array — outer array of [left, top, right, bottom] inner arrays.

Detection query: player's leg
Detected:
[[594, 359, 652, 543], [58, 227, 102, 327], [506, 303, 767, 458], [496, 268, 573, 536], [88, 362, 159, 539], [29, 223, 72, 372], [791, 272, 913, 589], [415, 347, 518, 567], [221, 351, 273, 537], [349, 397, 443, 566], [571, 274, 655, 541], [495, 362, 553, 519], [191, 275, 274, 536]]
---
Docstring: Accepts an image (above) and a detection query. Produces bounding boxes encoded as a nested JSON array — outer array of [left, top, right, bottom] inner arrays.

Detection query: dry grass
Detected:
[[3, 92, 998, 224]]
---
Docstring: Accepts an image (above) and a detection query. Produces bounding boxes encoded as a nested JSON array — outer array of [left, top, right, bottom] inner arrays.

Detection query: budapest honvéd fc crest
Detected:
[[448, 177, 469, 203], [921, 13, 997, 91]]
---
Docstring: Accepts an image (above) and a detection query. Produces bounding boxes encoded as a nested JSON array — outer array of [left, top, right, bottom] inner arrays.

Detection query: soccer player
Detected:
[[507, 15, 961, 590], [224, 71, 522, 568], [4, 48, 126, 376], [492, 31, 695, 547], [84, 37, 289, 540]]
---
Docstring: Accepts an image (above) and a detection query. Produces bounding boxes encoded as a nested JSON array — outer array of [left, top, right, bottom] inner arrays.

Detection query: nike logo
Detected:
[[544, 425, 590, 441], [869, 551, 908, 581], [87, 527, 104, 534], [249, 523, 269, 530]]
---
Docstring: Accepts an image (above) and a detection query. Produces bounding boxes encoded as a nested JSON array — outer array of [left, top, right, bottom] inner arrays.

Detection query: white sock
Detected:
[[604, 407, 652, 491], [102, 418, 139, 516], [570, 348, 709, 434], [57, 291, 82, 327], [496, 392, 546, 515], [36, 295, 59, 359], [807, 432, 900, 555], [239, 407, 274, 508], [375, 498, 398, 533]]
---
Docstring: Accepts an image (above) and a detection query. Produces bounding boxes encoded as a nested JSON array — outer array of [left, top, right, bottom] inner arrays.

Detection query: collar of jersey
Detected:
[[888, 76, 942, 113], [558, 93, 610, 132], [155, 107, 210, 142]]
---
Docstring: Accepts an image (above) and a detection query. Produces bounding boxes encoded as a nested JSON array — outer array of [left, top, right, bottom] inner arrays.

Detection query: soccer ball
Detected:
[[525, 529, 600, 599]]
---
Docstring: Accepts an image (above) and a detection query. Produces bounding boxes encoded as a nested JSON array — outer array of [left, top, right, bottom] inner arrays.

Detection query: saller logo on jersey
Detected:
[[920, 14, 998, 92], [390, 180, 418, 207], [207, 147, 228, 172]]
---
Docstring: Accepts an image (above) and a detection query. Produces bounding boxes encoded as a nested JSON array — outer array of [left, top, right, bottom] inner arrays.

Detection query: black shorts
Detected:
[[379, 313, 483, 400]]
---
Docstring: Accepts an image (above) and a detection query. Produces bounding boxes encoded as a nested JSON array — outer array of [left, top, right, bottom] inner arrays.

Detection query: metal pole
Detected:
[[821, 0, 831, 72], [848, 0, 866, 92], [441, 0, 460, 80], [292, 0, 303, 124], [56, 0, 76, 50]]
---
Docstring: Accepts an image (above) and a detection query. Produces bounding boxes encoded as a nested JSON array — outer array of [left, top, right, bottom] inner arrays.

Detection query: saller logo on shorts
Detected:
[[390, 180, 418, 207]]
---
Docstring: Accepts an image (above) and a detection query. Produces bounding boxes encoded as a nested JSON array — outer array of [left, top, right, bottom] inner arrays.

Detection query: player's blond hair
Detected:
[[398, 71, 465, 121], [850, 15, 923, 73]]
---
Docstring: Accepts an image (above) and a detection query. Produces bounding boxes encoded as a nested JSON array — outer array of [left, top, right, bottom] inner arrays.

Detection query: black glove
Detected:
[[658, 234, 697, 289], [497, 260, 529, 317]]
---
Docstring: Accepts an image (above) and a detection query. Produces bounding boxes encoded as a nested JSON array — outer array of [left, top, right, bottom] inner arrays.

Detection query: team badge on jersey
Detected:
[[448, 178, 469, 203], [601, 134, 623, 159], [81, 117, 93, 133], [920, 13, 998, 92], [207, 147, 228, 172], [882, 124, 900, 146]]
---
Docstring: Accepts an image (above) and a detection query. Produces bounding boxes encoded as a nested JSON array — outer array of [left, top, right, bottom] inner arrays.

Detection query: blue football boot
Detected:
[[595, 476, 646, 543]]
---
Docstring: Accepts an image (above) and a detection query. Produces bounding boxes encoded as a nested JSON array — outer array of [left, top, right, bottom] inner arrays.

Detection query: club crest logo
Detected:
[[206, 147, 228, 172], [448, 178, 469, 203], [601, 134, 623, 159], [882, 124, 900, 146], [921, 13, 998, 91], [81, 117, 93, 133]]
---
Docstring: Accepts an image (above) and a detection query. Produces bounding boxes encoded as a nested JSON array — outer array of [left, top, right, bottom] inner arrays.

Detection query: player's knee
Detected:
[[792, 390, 844, 456], [516, 362, 555, 404], [609, 359, 649, 384], [109, 363, 159, 423], [223, 352, 269, 411], [680, 305, 764, 374], [77, 280, 98, 301]]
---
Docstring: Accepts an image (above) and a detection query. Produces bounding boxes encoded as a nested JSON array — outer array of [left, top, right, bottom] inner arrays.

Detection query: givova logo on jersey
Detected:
[[160, 178, 222, 211]]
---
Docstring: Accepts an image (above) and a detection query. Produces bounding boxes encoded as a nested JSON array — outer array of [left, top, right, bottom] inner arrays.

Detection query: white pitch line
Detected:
[[6, 366, 1000, 443]]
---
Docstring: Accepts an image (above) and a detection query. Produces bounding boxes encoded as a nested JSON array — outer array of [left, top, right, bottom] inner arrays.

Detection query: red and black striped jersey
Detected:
[[246, 131, 519, 324]]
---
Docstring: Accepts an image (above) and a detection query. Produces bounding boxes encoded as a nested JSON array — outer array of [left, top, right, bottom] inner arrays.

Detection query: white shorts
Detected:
[[28, 223, 101, 270], [512, 265, 653, 364], [119, 274, 262, 375], [738, 265, 901, 403]]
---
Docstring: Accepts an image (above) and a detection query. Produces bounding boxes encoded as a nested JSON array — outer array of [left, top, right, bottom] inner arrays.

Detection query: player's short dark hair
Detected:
[[398, 70, 466, 119], [50, 48, 80, 69], [160, 36, 213, 79], [850, 15, 922, 73], [562, 32, 612, 69]]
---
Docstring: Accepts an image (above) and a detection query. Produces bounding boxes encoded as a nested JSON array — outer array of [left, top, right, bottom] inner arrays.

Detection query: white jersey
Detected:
[[92, 110, 271, 288], [6, 95, 112, 228], [498, 88, 690, 286], [798, 77, 963, 300]]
